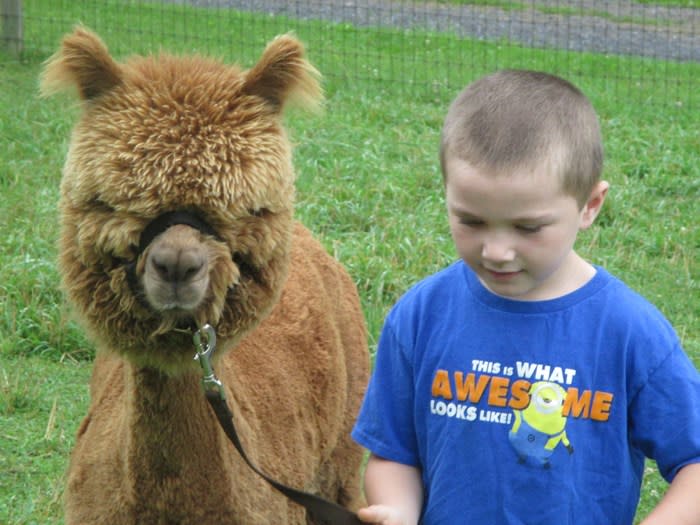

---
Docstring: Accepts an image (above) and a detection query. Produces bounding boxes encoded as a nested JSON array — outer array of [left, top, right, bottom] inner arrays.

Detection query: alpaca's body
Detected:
[[42, 28, 369, 524], [67, 225, 366, 523]]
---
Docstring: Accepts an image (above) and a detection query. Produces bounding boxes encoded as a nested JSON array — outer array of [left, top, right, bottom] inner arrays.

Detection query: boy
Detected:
[[351, 70, 700, 524]]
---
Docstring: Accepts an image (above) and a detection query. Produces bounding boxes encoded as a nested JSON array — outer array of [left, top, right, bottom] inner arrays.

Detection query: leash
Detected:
[[127, 210, 363, 523], [193, 324, 364, 525]]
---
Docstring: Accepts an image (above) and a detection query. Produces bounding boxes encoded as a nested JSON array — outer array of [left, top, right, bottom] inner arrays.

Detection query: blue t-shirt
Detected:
[[352, 262, 700, 524]]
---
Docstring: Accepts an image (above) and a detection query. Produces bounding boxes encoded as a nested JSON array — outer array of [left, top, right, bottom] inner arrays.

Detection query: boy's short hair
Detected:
[[440, 70, 603, 207]]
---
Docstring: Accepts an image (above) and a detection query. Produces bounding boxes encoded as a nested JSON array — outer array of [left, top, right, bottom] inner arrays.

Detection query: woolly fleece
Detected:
[[42, 27, 369, 524]]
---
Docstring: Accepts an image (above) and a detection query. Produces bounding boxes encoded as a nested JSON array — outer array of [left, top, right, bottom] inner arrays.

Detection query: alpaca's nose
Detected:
[[150, 247, 205, 284]]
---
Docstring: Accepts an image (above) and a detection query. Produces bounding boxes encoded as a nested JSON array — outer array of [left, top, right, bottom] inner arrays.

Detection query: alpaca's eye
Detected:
[[89, 196, 115, 213], [249, 208, 270, 218]]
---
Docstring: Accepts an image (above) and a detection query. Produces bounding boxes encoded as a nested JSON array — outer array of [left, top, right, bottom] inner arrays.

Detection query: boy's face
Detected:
[[445, 158, 607, 301]]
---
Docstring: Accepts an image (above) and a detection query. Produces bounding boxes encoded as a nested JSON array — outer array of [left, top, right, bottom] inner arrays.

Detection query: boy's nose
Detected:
[[481, 238, 516, 263]]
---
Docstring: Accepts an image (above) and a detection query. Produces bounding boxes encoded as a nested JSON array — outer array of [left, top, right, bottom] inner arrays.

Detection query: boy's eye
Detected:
[[516, 224, 543, 233], [459, 218, 484, 227]]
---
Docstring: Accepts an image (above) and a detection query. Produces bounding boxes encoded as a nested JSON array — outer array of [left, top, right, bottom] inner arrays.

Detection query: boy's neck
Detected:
[[478, 252, 596, 302]]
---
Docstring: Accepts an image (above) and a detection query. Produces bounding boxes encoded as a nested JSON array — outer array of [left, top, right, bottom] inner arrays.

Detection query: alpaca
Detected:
[[41, 27, 369, 524]]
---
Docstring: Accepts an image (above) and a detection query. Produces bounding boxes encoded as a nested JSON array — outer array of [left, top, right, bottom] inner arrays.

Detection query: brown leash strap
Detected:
[[205, 391, 364, 525]]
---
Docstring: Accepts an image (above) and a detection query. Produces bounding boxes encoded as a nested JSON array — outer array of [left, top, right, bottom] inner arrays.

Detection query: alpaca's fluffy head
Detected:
[[42, 27, 322, 372]]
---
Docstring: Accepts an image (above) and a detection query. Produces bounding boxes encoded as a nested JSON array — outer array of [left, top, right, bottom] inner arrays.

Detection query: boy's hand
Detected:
[[639, 463, 700, 524], [359, 454, 423, 524], [357, 504, 409, 525]]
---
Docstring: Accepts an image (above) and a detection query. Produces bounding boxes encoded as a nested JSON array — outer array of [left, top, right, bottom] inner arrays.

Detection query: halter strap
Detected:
[[137, 210, 219, 254], [123, 210, 219, 303]]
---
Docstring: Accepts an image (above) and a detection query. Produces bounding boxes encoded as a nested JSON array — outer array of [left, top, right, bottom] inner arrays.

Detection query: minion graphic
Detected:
[[508, 381, 574, 468]]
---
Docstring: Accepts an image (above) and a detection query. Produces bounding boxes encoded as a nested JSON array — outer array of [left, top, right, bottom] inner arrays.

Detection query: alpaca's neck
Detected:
[[123, 365, 233, 517], [127, 367, 207, 470]]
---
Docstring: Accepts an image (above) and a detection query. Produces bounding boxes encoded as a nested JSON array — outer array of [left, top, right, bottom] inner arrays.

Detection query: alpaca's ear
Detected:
[[40, 26, 123, 100], [243, 34, 322, 113]]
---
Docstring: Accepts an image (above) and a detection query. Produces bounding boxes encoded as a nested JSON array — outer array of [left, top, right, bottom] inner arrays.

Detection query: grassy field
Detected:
[[1, 4, 698, 524]]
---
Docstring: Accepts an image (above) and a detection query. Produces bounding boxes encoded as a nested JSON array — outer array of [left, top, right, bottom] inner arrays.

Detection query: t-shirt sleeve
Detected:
[[629, 342, 700, 482], [352, 315, 421, 467]]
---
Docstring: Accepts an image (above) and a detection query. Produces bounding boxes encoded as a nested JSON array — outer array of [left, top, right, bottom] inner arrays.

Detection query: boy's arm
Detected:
[[357, 454, 423, 525], [640, 462, 700, 525]]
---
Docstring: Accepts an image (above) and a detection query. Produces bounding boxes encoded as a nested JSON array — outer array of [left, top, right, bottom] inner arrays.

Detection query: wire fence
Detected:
[[2, 0, 699, 107]]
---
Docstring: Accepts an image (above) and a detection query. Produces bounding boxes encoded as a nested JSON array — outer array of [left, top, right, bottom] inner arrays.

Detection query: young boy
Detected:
[[351, 70, 700, 525]]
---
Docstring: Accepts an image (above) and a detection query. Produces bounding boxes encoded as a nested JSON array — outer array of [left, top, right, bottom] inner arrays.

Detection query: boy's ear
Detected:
[[242, 34, 322, 113], [40, 26, 123, 100], [580, 181, 609, 229]]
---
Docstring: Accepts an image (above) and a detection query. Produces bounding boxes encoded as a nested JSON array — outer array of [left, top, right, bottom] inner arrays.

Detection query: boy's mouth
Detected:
[[485, 268, 522, 281]]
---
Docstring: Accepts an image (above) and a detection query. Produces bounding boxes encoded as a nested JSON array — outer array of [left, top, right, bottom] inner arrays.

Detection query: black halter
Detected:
[[136, 210, 219, 255], [124, 210, 219, 300]]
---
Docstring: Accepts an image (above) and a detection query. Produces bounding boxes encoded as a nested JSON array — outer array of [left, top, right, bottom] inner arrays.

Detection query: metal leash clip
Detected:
[[193, 323, 226, 400]]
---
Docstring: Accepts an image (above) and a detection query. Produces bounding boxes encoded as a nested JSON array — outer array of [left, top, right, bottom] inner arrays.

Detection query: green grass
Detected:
[[14, 0, 700, 109], [1, 3, 698, 524], [0, 357, 91, 523]]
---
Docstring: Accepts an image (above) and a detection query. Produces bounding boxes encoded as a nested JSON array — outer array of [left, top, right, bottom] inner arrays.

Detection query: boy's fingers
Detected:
[[357, 505, 404, 525], [357, 506, 380, 523]]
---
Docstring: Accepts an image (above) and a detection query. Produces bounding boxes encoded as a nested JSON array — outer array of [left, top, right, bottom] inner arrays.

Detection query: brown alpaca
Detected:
[[41, 27, 369, 524]]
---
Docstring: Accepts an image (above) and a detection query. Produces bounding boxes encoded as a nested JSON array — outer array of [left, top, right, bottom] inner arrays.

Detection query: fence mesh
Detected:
[[3, 1, 699, 107]]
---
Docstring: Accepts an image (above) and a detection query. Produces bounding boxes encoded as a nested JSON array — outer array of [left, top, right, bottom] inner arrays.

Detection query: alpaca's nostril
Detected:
[[150, 252, 176, 282], [152, 260, 171, 281], [177, 251, 205, 282], [150, 249, 204, 283]]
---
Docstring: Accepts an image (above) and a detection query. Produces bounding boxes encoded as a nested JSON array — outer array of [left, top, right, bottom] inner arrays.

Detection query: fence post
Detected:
[[2, 0, 23, 56]]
